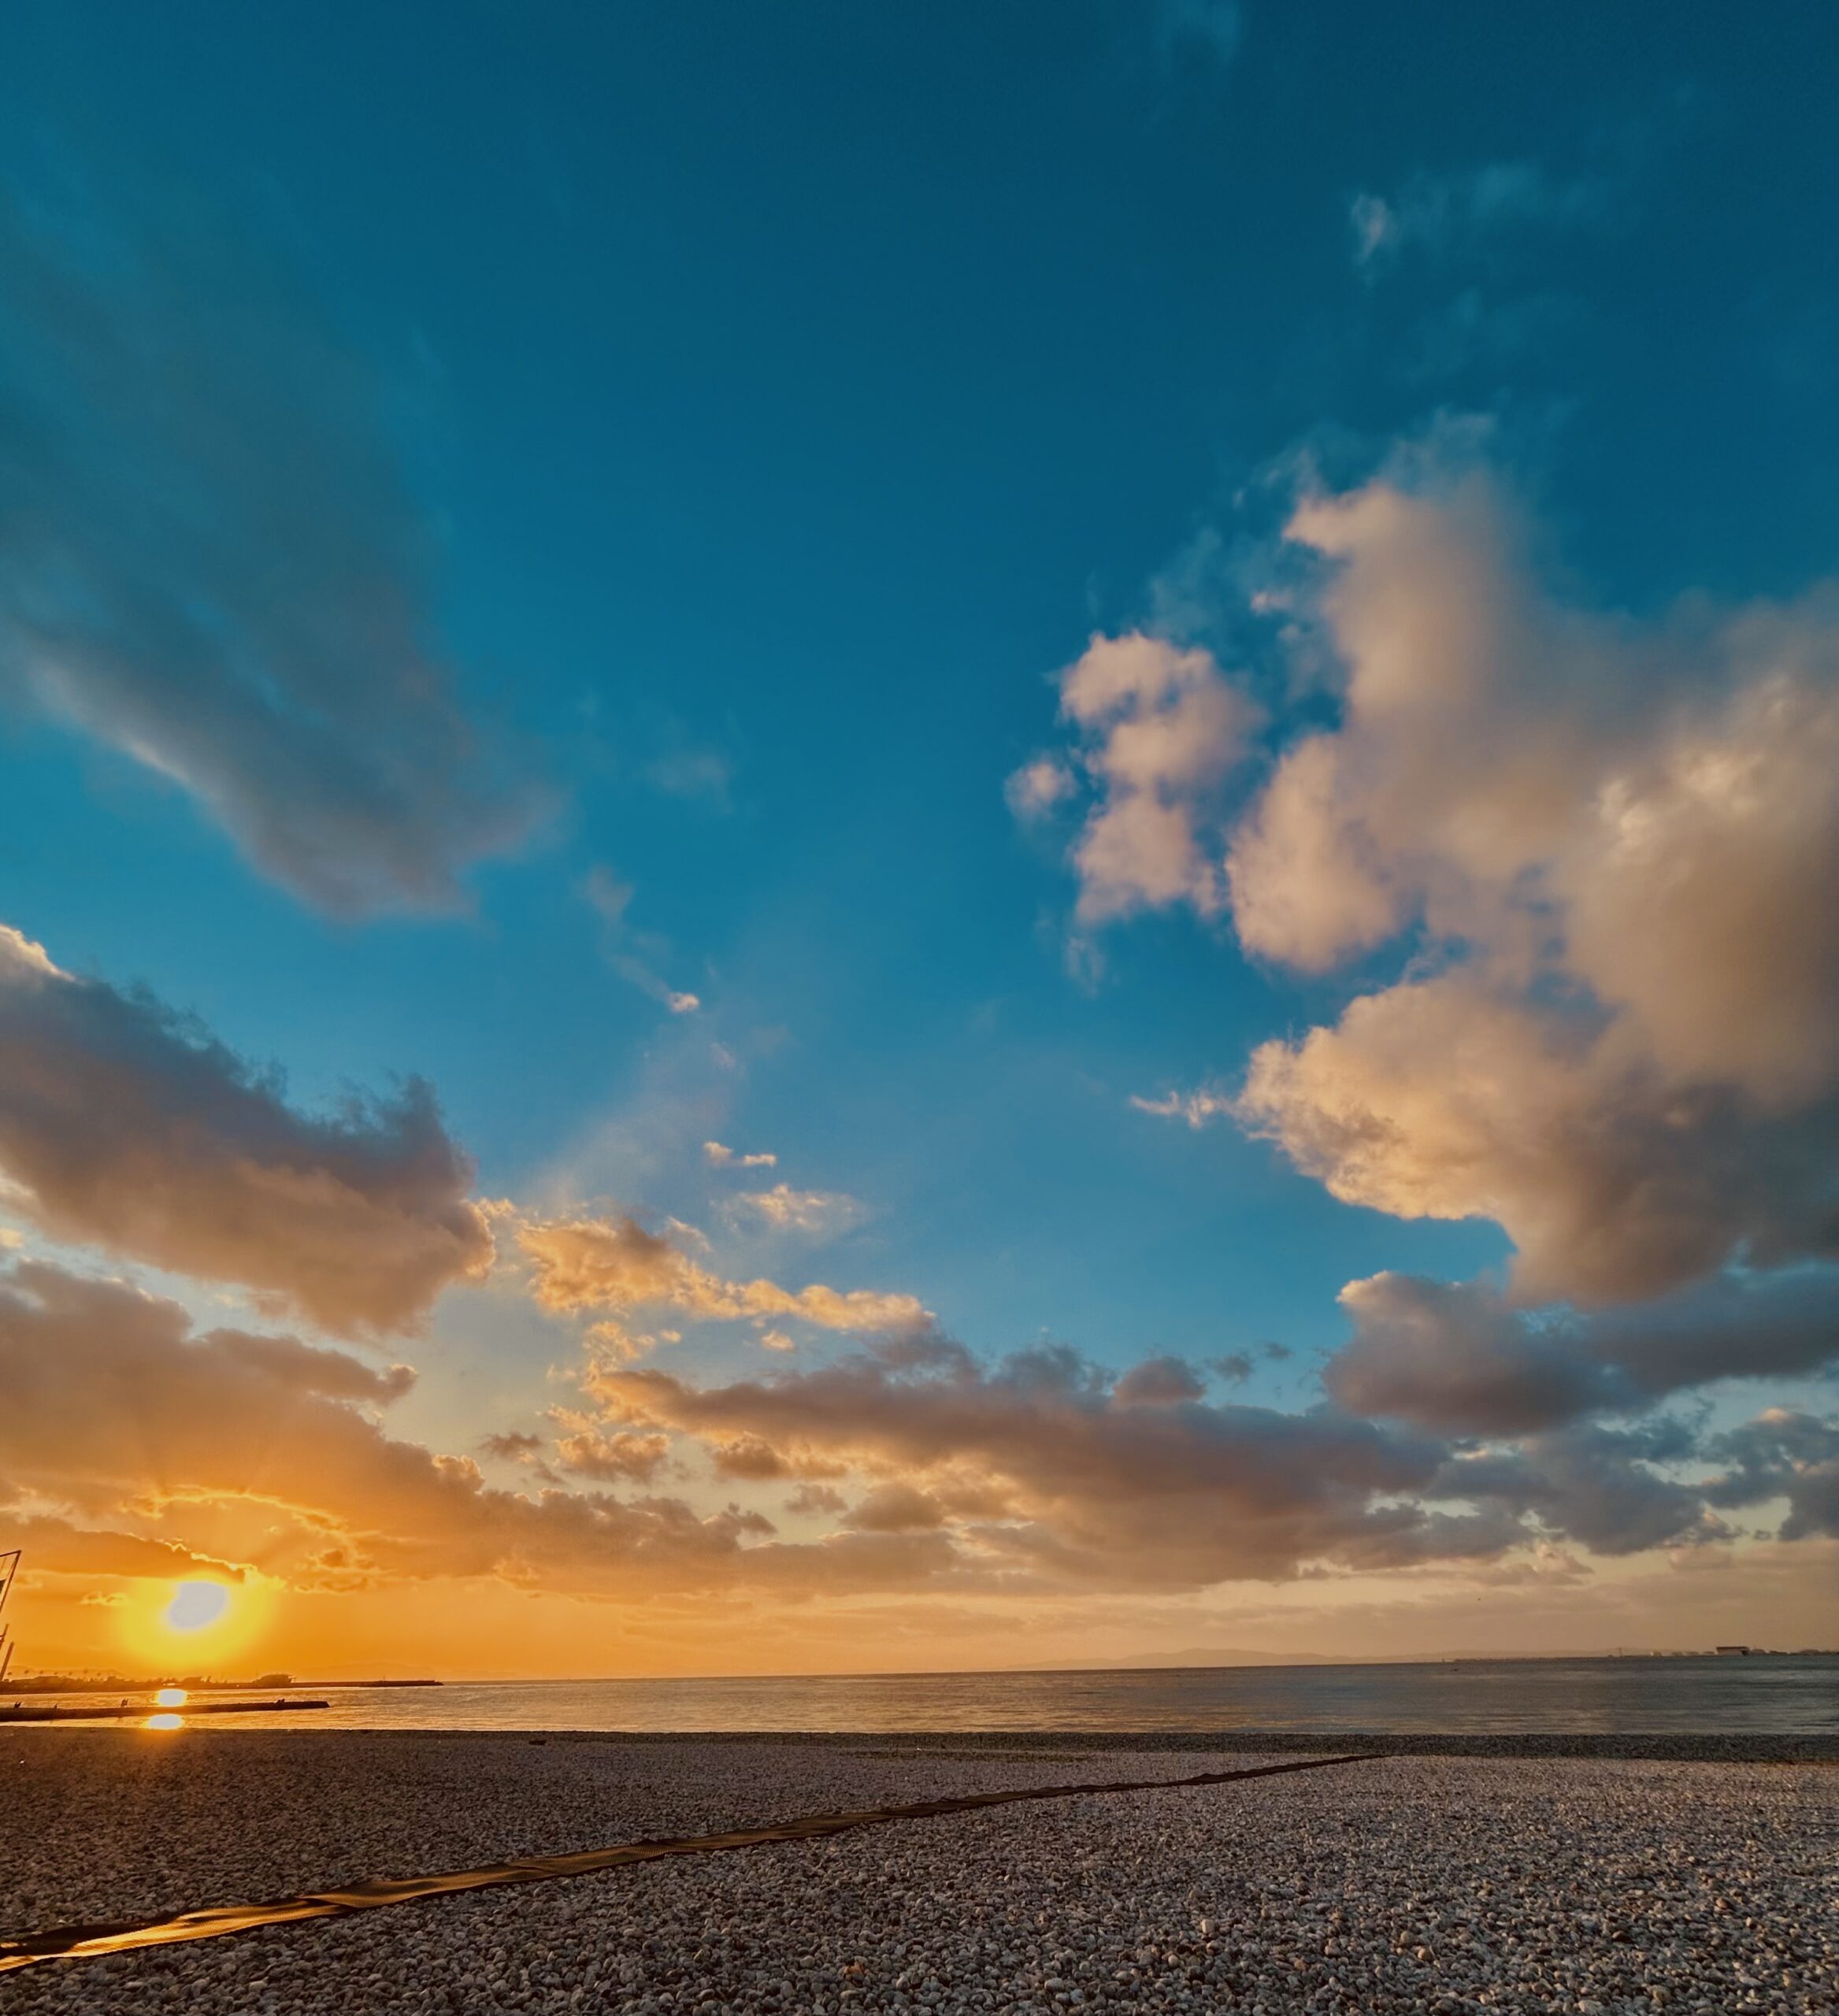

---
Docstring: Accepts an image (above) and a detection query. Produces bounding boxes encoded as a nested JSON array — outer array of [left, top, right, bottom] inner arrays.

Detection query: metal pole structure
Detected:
[[0, 1548, 20, 1689]]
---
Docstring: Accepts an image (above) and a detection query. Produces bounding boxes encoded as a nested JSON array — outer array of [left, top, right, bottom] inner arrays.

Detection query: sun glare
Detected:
[[164, 1580, 231, 1632], [154, 1686, 188, 1707], [143, 1712, 184, 1732], [117, 1571, 271, 1669]]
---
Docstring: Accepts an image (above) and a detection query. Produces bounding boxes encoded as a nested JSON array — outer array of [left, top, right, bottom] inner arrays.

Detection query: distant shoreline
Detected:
[[3, 1676, 443, 1695], [9, 1725, 1836, 1762], [11, 1652, 1833, 1692]]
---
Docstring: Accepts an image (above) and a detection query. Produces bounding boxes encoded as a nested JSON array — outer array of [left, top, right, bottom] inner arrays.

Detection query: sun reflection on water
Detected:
[[154, 1686, 188, 1708], [144, 1712, 185, 1731]]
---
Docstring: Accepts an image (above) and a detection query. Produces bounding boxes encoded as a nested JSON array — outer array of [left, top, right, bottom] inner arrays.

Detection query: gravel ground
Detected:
[[3, 1733, 1835, 2014]]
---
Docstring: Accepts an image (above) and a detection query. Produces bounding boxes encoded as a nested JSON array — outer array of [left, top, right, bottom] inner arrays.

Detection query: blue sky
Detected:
[[2, 2, 1836, 1674]]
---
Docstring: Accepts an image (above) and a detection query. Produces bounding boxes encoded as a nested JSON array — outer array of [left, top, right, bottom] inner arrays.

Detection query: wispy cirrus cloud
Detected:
[[1151, 0, 1240, 72], [0, 183, 547, 915], [1349, 158, 1622, 275], [1129, 1083, 1234, 1128], [580, 866, 702, 1014]]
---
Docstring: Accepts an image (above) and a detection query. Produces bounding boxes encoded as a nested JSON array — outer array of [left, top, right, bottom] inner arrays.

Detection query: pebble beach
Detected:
[[4, 1732, 1835, 2014]]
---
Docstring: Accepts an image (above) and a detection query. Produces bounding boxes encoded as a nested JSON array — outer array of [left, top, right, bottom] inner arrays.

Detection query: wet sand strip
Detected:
[[0, 1749, 1378, 1976]]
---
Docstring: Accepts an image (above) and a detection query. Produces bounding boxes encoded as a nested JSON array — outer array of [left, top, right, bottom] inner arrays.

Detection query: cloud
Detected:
[[0, 1258, 960, 1602], [1152, 0, 1240, 70], [1013, 632, 1259, 925], [1, 1513, 246, 1584], [1222, 472, 1839, 1304], [784, 1483, 847, 1518], [1239, 972, 1839, 1306], [1006, 757, 1076, 821], [1704, 1410, 1839, 1541], [552, 1427, 673, 1485], [704, 1141, 777, 1169], [581, 866, 701, 1015], [480, 1431, 543, 1464], [584, 1337, 1521, 1586], [709, 1436, 796, 1482], [1327, 1269, 1839, 1436], [1350, 159, 1619, 274], [0, 923, 492, 1334], [516, 1210, 928, 1334], [0, 183, 544, 915], [1110, 1355, 1207, 1406], [6, 1255, 1825, 1614], [843, 1482, 947, 1532], [1436, 1418, 1719, 1558], [730, 1183, 864, 1238], [1130, 1083, 1235, 1128], [582, 1317, 666, 1366]]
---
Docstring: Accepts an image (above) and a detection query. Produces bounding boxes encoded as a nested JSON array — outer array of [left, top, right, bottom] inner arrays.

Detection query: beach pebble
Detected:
[[1, 1738, 1833, 2014]]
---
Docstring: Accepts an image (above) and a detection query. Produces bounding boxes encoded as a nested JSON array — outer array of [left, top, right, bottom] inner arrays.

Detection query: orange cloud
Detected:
[[0, 924, 492, 1334], [516, 1211, 926, 1334], [0, 1258, 973, 1613]]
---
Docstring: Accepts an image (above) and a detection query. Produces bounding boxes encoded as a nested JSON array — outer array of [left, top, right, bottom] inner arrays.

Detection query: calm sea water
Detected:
[[35, 1655, 1837, 1735]]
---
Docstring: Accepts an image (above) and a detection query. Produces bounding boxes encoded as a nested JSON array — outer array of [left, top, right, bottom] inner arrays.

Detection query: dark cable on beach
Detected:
[[0, 1750, 1382, 1975]]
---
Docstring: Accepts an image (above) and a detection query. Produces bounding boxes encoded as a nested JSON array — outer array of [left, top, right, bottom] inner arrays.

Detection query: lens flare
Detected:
[[154, 1686, 188, 1707], [164, 1581, 231, 1632], [144, 1712, 184, 1731]]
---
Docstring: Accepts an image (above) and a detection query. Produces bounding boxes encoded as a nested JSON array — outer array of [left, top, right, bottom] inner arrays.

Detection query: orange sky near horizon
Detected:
[[13, 1537, 1837, 1684]]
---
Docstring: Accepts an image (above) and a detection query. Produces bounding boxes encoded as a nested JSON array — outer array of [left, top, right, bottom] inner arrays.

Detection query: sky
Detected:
[[2, 0, 1835, 1681]]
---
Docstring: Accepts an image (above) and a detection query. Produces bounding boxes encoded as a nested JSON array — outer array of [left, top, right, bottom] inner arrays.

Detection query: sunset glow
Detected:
[[0, 2, 1834, 1692], [2, 18, 1832, 2016], [164, 1583, 231, 1634]]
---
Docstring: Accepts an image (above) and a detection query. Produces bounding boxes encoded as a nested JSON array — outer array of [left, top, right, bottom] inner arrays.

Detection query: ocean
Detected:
[[35, 1653, 1835, 1735]]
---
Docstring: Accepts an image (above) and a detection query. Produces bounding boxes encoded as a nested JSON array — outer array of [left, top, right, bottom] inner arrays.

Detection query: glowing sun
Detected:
[[164, 1580, 232, 1632]]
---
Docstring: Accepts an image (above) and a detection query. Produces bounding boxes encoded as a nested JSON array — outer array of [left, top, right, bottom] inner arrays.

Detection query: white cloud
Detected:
[[1130, 1084, 1235, 1128], [1223, 472, 1839, 1304], [732, 1183, 865, 1238], [704, 1140, 777, 1169], [1016, 631, 1260, 926], [1005, 757, 1077, 821]]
